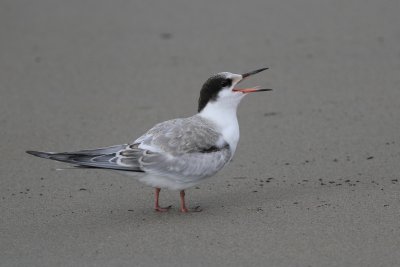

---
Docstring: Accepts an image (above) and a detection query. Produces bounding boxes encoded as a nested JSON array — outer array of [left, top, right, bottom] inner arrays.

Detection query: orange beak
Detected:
[[233, 67, 273, 93]]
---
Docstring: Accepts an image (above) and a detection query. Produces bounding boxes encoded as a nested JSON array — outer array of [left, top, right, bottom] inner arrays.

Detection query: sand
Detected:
[[1, 1, 400, 266]]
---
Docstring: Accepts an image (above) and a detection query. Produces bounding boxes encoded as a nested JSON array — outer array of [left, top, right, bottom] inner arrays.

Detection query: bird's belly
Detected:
[[119, 147, 231, 190], [119, 171, 207, 190], [119, 164, 223, 191], [138, 174, 203, 191]]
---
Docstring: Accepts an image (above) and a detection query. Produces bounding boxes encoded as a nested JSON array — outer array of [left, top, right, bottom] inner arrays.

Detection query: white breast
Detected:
[[199, 100, 240, 157]]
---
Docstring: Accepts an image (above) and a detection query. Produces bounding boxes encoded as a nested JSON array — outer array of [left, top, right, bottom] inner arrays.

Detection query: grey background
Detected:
[[1, 0, 400, 266]]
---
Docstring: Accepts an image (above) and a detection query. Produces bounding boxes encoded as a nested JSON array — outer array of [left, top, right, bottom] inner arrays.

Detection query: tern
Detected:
[[27, 67, 272, 212]]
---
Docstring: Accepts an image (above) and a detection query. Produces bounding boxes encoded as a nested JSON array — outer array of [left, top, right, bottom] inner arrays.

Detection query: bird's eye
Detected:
[[221, 79, 231, 87]]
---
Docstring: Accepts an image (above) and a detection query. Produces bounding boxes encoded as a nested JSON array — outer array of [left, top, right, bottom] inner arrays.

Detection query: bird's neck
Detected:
[[199, 101, 239, 129], [199, 101, 240, 154]]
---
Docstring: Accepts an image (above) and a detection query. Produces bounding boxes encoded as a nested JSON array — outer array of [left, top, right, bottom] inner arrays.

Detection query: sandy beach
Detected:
[[1, 1, 400, 266]]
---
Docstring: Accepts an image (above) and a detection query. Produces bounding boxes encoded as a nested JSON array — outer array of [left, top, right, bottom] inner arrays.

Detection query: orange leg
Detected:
[[180, 190, 189, 213], [179, 190, 202, 213], [154, 188, 171, 212]]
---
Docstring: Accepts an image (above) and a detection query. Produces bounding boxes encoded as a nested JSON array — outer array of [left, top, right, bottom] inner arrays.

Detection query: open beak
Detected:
[[233, 87, 272, 93], [232, 67, 273, 93], [241, 67, 269, 79]]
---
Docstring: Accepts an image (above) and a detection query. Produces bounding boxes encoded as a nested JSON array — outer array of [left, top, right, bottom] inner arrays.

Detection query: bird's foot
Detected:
[[191, 205, 203, 212], [180, 207, 189, 213], [155, 205, 172, 212], [180, 206, 202, 213]]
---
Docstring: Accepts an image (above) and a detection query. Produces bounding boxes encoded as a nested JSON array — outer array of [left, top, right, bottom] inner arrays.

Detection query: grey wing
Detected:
[[134, 116, 223, 154], [132, 116, 232, 181], [26, 144, 145, 172], [139, 144, 231, 182]]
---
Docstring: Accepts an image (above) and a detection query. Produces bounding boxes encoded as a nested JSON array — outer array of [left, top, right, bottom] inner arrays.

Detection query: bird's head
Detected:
[[198, 67, 272, 112]]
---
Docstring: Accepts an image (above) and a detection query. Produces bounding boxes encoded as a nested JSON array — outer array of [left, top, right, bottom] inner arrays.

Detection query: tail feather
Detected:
[[26, 150, 90, 163], [26, 148, 144, 172], [26, 150, 56, 159]]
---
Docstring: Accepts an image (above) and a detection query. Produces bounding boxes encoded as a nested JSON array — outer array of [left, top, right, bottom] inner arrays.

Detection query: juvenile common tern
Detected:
[[27, 68, 272, 213]]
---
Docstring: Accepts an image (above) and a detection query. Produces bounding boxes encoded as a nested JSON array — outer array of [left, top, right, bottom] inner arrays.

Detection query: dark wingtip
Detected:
[[26, 150, 51, 159], [26, 150, 38, 156]]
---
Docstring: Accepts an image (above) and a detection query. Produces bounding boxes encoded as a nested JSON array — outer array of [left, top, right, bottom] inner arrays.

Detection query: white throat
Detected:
[[199, 97, 242, 155]]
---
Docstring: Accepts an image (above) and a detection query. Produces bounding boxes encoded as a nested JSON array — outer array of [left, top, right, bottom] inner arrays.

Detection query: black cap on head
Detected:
[[198, 74, 232, 112]]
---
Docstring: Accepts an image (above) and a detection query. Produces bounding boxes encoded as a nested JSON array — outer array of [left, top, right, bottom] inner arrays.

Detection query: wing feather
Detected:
[[132, 115, 232, 181], [27, 115, 231, 179], [27, 144, 144, 172]]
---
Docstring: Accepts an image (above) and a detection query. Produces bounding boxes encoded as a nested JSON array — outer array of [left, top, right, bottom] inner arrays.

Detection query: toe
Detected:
[[155, 205, 172, 212], [180, 207, 189, 213], [191, 206, 203, 212]]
